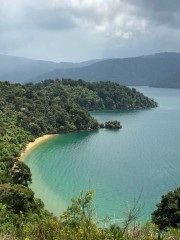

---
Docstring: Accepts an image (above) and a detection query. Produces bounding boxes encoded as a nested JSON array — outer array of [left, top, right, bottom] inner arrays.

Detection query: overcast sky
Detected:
[[0, 0, 180, 62]]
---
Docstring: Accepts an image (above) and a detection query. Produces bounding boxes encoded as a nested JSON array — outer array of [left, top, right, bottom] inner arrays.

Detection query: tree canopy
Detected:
[[152, 187, 180, 230]]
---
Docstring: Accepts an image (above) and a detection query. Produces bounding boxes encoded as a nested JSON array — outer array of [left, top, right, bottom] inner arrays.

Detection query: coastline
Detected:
[[19, 134, 56, 161]]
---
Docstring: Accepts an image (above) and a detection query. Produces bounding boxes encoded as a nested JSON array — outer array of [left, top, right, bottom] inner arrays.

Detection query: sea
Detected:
[[23, 86, 180, 221]]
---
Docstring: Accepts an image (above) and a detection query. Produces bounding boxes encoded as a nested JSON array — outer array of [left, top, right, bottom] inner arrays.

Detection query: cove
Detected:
[[23, 87, 180, 220]]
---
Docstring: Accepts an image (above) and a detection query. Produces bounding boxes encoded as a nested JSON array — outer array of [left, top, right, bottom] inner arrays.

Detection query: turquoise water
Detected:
[[24, 87, 180, 220]]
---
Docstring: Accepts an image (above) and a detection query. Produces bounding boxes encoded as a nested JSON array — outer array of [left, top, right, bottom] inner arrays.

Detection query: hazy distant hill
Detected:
[[150, 71, 180, 88], [1, 52, 180, 87], [0, 55, 57, 83], [29, 52, 180, 86], [0, 54, 100, 83], [54, 59, 101, 69]]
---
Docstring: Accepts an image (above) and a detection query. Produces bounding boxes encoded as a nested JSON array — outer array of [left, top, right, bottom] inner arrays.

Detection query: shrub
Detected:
[[151, 187, 180, 230]]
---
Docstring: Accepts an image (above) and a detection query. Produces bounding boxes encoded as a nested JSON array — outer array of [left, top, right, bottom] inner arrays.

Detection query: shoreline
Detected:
[[19, 134, 56, 161], [19, 129, 97, 162]]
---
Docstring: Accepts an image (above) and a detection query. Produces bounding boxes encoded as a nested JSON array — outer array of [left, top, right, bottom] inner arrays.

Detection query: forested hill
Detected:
[[55, 79, 158, 110], [0, 79, 157, 161], [0, 81, 97, 161]]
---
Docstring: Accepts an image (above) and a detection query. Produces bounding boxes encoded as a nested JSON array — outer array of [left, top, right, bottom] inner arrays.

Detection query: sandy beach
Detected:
[[19, 134, 56, 161]]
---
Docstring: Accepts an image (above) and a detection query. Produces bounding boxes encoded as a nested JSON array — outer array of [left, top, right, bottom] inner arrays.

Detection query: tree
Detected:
[[10, 161, 32, 187], [0, 183, 36, 214], [60, 190, 98, 239], [105, 120, 122, 129], [151, 187, 180, 230], [61, 190, 96, 228]]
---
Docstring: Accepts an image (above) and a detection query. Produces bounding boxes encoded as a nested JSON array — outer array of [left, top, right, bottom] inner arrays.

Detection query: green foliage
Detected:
[[0, 161, 13, 184], [61, 190, 95, 228], [0, 193, 175, 239], [151, 188, 180, 230], [10, 161, 32, 186], [0, 104, 33, 161], [60, 79, 158, 110], [105, 120, 122, 129], [59, 190, 100, 239], [0, 203, 18, 237], [0, 183, 42, 214], [0, 81, 98, 139], [0, 190, 180, 240]]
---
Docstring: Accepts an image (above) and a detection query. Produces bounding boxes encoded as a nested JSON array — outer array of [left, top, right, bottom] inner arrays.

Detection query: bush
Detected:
[[151, 187, 180, 230], [0, 183, 40, 214], [10, 161, 32, 187]]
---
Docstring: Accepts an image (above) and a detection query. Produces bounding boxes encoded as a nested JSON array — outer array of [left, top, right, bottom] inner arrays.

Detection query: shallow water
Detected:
[[24, 87, 180, 220]]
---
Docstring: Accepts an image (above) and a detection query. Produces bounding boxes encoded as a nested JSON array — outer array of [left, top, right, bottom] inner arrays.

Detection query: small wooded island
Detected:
[[100, 120, 122, 129], [2, 79, 179, 240]]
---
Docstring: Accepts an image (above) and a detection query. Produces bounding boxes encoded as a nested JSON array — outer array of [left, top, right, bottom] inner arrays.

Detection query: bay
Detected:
[[24, 87, 180, 220]]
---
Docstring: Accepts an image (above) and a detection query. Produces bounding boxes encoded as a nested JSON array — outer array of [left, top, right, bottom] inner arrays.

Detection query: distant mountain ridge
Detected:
[[1, 52, 180, 87], [0, 54, 57, 83], [0, 54, 101, 83], [30, 52, 180, 86]]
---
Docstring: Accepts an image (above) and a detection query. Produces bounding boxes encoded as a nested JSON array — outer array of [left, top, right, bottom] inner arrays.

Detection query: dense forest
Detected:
[[0, 79, 179, 239]]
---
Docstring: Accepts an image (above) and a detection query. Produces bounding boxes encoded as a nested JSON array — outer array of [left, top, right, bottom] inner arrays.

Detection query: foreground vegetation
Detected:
[[1, 79, 179, 239], [0, 189, 179, 240]]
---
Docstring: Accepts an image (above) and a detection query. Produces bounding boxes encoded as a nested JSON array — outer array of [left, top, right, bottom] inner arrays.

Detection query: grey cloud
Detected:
[[24, 3, 107, 32], [25, 7, 77, 31], [126, 0, 180, 29], [127, 0, 180, 11], [145, 0, 180, 11], [0, 0, 180, 62]]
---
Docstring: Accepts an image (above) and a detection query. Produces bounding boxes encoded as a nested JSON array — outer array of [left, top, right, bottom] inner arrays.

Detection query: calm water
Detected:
[[24, 87, 180, 220]]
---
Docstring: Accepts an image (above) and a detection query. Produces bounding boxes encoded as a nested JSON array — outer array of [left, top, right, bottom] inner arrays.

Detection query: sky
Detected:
[[0, 0, 180, 62]]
